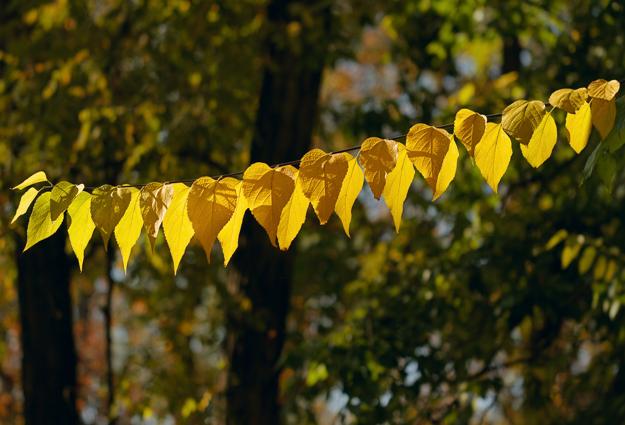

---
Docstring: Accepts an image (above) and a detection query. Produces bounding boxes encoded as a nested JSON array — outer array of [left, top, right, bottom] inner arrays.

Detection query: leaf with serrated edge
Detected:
[[164, 183, 195, 273], [454, 108, 486, 156], [140, 182, 174, 250], [12, 171, 48, 190], [50, 181, 84, 220], [474, 123, 512, 193], [565, 102, 592, 153], [11, 187, 39, 224], [382, 144, 415, 232], [358, 137, 398, 199], [218, 182, 248, 266], [277, 172, 309, 250], [114, 188, 142, 272], [91, 185, 132, 248], [520, 112, 558, 168], [501, 100, 545, 144], [334, 154, 364, 237], [24, 192, 64, 251], [67, 191, 95, 271]]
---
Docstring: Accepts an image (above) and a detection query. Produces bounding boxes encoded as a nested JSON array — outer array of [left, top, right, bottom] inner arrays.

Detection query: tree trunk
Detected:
[[16, 229, 78, 425], [226, 1, 331, 424]]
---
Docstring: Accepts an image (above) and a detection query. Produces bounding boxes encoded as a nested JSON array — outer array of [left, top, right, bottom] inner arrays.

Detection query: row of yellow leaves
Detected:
[[11, 79, 621, 273]]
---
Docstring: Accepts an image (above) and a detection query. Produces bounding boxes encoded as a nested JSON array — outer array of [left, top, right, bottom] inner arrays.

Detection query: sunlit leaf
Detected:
[[334, 153, 364, 237], [67, 191, 95, 271], [453, 108, 486, 156], [474, 123, 512, 193], [578, 246, 596, 274], [591, 98, 616, 139], [24, 191, 64, 251], [12, 171, 49, 190], [50, 181, 84, 220], [382, 144, 415, 232], [565, 101, 593, 153], [501, 100, 546, 144], [91, 185, 132, 248], [548, 88, 588, 114], [163, 183, 195, 273], [358, 137, 398, 199], [114, 188, 142, 272], [277, 172, 309, 250], [520, 112, 558, 168], [140, 182, 174, 250], [561, 237, 582, 268], [587, 79, 620, 101], [218, 182, 248, 266], [11, 187, 39, 224]]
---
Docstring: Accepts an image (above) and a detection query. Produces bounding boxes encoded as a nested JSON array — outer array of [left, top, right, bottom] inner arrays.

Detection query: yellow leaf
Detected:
[[453, 108, 486, 156], [548, 88, 588, 114], [91, 185, 132, 248], [11, 187, 39, 224], [114, 188, 142, 272], [591, 98, 616, 139], [587, 79, 620, 101], [358, 137, 398, 199], [298, 149, 349, 224], [406, 124, 457, 199], [474, 123, 512, 193], [334, 154, 364, 237], [67, 191, 95, 271], [565, 101, 592, 153], [242, 163, 296, 246], [520, 112, 558, 168], [24, 191, 64, 251], [593, 255, 607, 280], [277, 172, 309, 250], [140, 182, 174, 250], [50, 181, 84, 220], [218, 182, 248, 266], [12, 171, 49, 190], [501, 100, 546, 144], [561, 237, 582, 268], [382, 144, 415, 232], [187, 177, 239, 262], [163, 183, 195, 273], [578, 246, 596, 274]]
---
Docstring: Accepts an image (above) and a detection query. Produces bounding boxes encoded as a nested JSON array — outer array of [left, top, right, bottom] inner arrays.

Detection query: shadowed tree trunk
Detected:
[[226, 0, 331, 423], [16, 229, 78, 425]]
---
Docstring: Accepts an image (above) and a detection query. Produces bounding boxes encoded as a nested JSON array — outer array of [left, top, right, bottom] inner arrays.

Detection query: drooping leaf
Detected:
[[520, 112, 558, 168], [591, 98, 616, 139], [140, 182, 174, 250], [548, 88, 588, 114], [242, 162, 296, 246], [406, 124, 458, 199], [298, 149, 349, 224], [587, 79, 620, 101], [12, 171, 48, 190], [277, 172, 309, 250], [24, 191, 64, 251], [187, 176, 239, 262], [453, 108, 486, 156], [501, 100, 546, 144], [11, 187, 39, 224], [474, 123, 512, 193], [334, 153, 364, 237], [382, 144, 415, 232], [163, 183, 195, 273], [67, 191, 95, 271], [50, 181, 84, 220], [91, 185, 132, 248], [358, 137, 398, 199], [114, 188, 142, 272], [565, 101, 593, 153], [218, 182, 248, 266]]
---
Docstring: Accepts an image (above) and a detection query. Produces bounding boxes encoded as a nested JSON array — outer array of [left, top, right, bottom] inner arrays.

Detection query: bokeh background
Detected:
[[1, 0, 625, 424]]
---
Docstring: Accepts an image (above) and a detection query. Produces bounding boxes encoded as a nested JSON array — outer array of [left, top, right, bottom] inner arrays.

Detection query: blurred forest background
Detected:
[[1, 0, 625, 424]]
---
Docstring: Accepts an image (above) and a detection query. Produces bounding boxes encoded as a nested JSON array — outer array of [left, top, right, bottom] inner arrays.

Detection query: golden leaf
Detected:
[[334, 153, 364, 237], [277, 172, 309, 250], [520, 112, 558, 168], [12, 171, 48, 190], [11, 187, 39, 224], [587, 79, 620, 101], [382, 144, 415, 232], [565, 101, 592, 153], [454, 108, 486, 156], [114, 188, 143, 272], [548, 88, 588, 114], [163, 183, 195, 273], [591, 98, 616, 139], [474, 123, 512, 193], [50, 181, 84, 220], [24, 192, 64, 251], [218, 182, 248, 266], [501, 100, 546, 144], [358, 137, 398, 199], [67, 191, 95, 271], [91, 185, 132, 248], [140, 182, 174, 250]]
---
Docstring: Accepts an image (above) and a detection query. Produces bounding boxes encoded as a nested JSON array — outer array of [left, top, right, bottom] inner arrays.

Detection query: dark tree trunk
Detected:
[[226, 1, 331, 424], [16, 230, 78, 425]]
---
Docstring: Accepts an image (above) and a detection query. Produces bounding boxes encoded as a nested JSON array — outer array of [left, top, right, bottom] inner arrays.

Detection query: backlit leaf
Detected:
[[91, 185, 132, 248], [114, 188, 142, 272], [334, 153, 364, 237], [454, 108, 486, 156], [382, 144, 415, 232], [277, 173, 309, 250], [67, 191, 95, 271], [298, 149, 349, 224], [50, 181, 84, 220], [187, 177, 238, 262], [140, 182, 174, 250], [24, 191, 64, 251], [11, 187, 39, 224], [578, 246, 596, 274], [358, 137, 398, 199], [587, 79, 620, 101], [501, 100, 546, 144], [548, 88, 588, 114], [591, 98, 616, 139], [565, 101, 592, 153], [12, 171, 49, 190], [242, 162, 296, 246], [474, 123, 512, 193], [520, 112, 558, 168], [218, 182, 248, 266], [163, 183, 195, 273]]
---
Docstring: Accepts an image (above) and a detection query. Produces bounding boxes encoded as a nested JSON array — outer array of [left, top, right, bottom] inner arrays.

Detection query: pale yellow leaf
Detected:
[[12, 171, 48, 190], [358, 137, 398, 199], [501, 100, 546, 144], [114, 188, 142, 272], [298, 149, 349, 224], [50, 181, 84, 220], [187, 177, 238, 262], [218, 182, 248, 266], [591, 98, 616, 139], [587, 79, 620, 101], [382, 144, 415, 232], [277, 172, 309, 250], [242, 162, 296, 246], [91, 185, 132, 248], [565, 101, 592, 153], [163, 183, 195, 273], [140, 182, 174, 250], [334, 153, 364, 237], [11, 187, 39, 224], [67, 191, 95, 271], [520, 112, 558, 168], [474, 123, 512, 193], [454, 108, 486, 156], [24, 191, 64, 251], [406, 124, 457, 199], [548, 88, 588, 114]]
